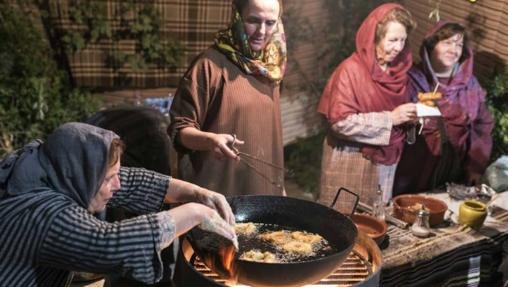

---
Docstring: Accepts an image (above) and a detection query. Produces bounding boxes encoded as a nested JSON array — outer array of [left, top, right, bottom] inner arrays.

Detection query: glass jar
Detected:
[[373, 185, 386, 221], [411, 209, 430, 238]]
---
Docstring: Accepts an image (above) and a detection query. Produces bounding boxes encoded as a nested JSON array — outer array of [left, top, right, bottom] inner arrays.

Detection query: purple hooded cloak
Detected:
[[394, 21, 494, 195]]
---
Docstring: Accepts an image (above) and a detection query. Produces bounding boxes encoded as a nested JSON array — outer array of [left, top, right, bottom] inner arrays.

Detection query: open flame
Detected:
[[200, 241, 239, 284], [218, 244, 239, 285]]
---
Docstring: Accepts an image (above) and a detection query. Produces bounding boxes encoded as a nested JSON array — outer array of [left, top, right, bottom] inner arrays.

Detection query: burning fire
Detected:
[[201, 241, 239, 284], [218, 244, 239, 285]]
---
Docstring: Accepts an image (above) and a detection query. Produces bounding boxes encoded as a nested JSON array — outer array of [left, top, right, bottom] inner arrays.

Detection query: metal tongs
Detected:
[[331, 187, 408, 228], [230, 134, 284, 190]]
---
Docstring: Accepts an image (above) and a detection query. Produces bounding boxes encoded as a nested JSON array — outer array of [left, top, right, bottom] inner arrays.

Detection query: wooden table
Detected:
[[380, 192, 508, 286]]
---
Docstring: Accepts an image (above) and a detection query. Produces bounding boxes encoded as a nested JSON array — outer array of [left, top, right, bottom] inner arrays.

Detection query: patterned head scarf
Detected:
[[214, 0, 287, 82]]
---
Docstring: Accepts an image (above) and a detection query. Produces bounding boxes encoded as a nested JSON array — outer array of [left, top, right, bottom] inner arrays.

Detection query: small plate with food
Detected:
[[416, 91, 442, 117]]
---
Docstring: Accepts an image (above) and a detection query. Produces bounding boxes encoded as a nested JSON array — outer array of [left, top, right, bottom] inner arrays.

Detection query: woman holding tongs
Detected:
[[393, 21, 494, 196], [169, 0, 286, 196]]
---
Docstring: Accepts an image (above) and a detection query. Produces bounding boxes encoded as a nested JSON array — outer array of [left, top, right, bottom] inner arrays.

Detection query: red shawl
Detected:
[[317, 3, 412, 165]]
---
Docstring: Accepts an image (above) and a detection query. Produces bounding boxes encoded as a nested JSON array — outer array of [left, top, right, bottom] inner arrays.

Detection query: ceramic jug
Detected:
[[458, 200, 487, 230]]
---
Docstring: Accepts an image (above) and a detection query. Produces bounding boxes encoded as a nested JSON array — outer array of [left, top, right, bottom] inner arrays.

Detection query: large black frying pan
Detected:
[[187, 195, 358, 287]]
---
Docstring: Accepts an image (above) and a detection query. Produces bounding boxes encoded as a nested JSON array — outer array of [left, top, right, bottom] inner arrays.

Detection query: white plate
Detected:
[[416, 103, 442, 117]]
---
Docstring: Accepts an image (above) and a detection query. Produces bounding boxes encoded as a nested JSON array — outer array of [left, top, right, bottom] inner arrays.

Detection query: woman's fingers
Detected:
[[219, 142, 240, 159], [213, 147, 225, 160], [213, 194, 236, 225], [199, 211, 238, 249], [223, 134, 244, 160], [210, 133, 246, 161], [392, 103, 417, 125], [195, 188, 236, 225]]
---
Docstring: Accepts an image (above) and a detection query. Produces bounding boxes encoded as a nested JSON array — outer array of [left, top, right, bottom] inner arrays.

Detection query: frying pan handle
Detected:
[[330, 187, 359, 217]]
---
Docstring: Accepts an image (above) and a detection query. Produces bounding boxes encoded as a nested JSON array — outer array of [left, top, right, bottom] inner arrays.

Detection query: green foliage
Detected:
[[0, 3, 100, 156], [483, 70, 508, 159], [284, 132, 325, 195], [63, 1, 111, 51], [63, 0, 184, 78], [283, 0, 389, 96]]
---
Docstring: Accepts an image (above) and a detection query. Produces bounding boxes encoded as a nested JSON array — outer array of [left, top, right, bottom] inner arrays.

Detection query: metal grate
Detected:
[[191, 250, 372, 287]]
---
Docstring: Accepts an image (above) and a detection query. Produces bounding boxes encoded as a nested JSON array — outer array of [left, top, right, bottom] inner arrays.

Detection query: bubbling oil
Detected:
[[236, 223, 336, 263]]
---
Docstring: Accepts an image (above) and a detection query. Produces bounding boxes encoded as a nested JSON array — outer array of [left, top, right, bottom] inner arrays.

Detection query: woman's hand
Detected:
[[193, 187, 235, 225], [179, 127, 244, 160], [206, 133, 244, 160], [198, 207, 239, 249], [391, 103, 417, 126], [166, 203, 238, 249], [166, 179, 235, 225]]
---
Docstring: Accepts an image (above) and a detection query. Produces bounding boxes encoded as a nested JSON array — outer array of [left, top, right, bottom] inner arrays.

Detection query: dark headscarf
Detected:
[[318, 3, 413, 165], [1, 122, 118, 206], [0, 123, 118, 263]]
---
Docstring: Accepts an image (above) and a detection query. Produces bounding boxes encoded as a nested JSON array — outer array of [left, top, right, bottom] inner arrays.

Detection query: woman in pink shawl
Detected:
[[394, 21, 494, 195], [317, 3, 417, 211]]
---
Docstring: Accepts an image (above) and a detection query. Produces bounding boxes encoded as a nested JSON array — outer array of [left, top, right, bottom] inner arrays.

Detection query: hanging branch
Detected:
[[428, 0, 442, 22]]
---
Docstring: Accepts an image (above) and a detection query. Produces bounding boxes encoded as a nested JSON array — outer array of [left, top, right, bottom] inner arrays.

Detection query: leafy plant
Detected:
[[283, 0, 387, 98], [61, 0, 184, 84], [284, 133, 326, 196], [483, 70, 508, 160], [0, 3, 100, 156]]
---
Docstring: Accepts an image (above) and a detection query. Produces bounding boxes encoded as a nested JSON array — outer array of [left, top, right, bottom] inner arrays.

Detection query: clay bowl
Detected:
[[393, 194, 448, 227], [351, 214, 387, 245]]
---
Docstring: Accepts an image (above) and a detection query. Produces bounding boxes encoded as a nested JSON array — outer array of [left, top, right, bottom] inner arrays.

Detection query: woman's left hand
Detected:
[[198, 209, 239, 250], [391, 103, 418, 126], [194, 187, 236, 225], [166, 179, 235, 225]]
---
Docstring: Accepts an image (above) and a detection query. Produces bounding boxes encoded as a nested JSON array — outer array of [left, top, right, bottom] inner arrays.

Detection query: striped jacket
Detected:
[[0, 167, 170, 287]]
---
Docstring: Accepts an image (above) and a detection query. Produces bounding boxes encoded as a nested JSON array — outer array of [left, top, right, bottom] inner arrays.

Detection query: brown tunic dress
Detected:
[[169, 47, 284, 196]]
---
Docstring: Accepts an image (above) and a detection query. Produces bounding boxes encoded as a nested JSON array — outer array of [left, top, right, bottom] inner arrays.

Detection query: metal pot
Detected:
[[187, 194, 358, 287]]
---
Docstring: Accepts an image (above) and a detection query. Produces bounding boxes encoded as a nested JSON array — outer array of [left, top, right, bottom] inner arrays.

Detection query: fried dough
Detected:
[[240, 249, 278, 263], [235, 222, 257, 236], [417, 92, 442, 107]]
